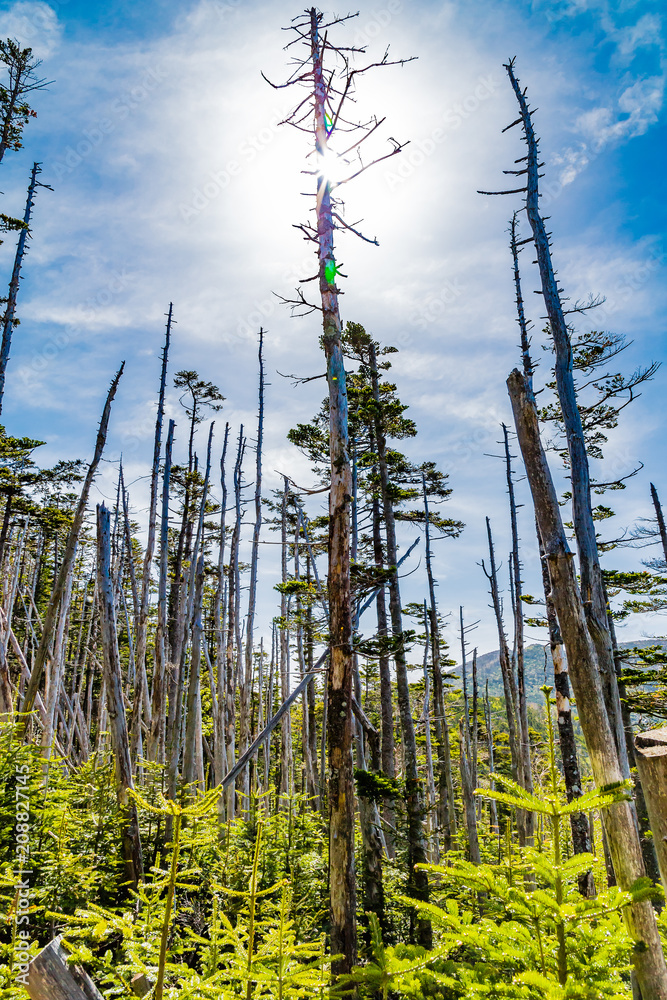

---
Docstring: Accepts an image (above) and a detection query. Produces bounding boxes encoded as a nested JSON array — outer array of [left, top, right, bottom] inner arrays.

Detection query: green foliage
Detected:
[[354, 769, 401, 803], [347, 688, 655, 999]]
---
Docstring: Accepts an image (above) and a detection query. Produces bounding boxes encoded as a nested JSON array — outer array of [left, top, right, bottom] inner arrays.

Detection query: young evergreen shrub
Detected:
[[345, 688, 661, 999]]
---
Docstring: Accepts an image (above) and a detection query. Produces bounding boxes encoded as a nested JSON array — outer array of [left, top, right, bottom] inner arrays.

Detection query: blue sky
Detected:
[[0, 0, 665, 659]]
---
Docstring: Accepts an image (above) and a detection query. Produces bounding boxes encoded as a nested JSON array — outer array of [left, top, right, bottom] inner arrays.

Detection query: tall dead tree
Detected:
[[278, 477, 293, 804], [132, 306, 173, 761], [19, 365, 124, 735], [213, 423, 230, 790], [266, 6, 411, 973], [371, 339, 431, 947], [96, 503, 143, 890], [0, 162, 50, 415], [241, 331, 265, 804], [502, 423, 534, 838], [650, 483, 667, 565], [147, 418, 175, 763], [507, 367, 667, 996], [509, 212, 591, 869], [499, 61, 628, 775], [423, 471, 455, 849]]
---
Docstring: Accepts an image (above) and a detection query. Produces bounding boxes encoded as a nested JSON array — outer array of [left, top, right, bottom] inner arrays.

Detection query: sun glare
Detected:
[[317, 148, 348, 186]]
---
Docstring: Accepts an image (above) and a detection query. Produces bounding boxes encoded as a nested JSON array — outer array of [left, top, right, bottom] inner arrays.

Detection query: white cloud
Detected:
[[0, 0, 664, 651], [0, 2, 61, 58]]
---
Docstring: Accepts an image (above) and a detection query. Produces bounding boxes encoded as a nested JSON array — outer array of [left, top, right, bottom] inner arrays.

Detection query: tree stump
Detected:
[[27, 936, 104, 1000], [634, 726, 667, 896]]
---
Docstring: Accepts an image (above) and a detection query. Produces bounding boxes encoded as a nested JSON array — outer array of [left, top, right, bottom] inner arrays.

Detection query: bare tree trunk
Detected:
[[132, 307, 172, 762], [307, 10, 357, 972], [484, 682, 499, 836], [214, 424, 229, 801], [505, 60, 628, 779], [224, 429, 244, 818], [0, 162, 46, 414], [423, 472, 455, 851], [279, 478, 292, 804], [369, 340, 431, 948], [19, 365, 124, 734], [242, 332, 265, 805], [182, 554, 205, 795], [422, 603, 438, 860], [147, 419, 174, 764], [295, 516, 317, 803], [96, 504, 143, 890], [503, 423, 533, 839], [371, 457, 396, 856], [507, 365, 667, 997], [650, 483, 667, 564], [459, 720, 480, 864], [482, 520, 525, 844], [538, 531, 592, 857], [605, 585, 661, 888]]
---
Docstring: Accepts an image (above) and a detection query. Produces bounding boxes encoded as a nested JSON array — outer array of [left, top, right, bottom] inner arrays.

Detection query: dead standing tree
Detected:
[[131, 306, 173, 764], [266, 7, 412, 974], [0, 162, 51, 415], [508, 214, 593, 875], [18, 365, 124, 737], [483, 60, 667, 995]]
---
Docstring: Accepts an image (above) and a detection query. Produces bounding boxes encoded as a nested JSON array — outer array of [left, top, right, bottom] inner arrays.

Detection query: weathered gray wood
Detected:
[[0, 162, 47, 415], [369, 337, 431, 948], [242, 328, 265, 802], [635, 727, 667, 897], [134, 304, 172, 754], [130, 972, 154, 998], [27, 936, 103, 1000], [147, 418, 174, 763], [651, 483, 667, 565], [508, 364, 667, 997], [221, 649, 327, 790], [422, 472, 455, 850], [505, 60, 628, 778], [96, 503, 143, 889], [19, 365, 124, 733]]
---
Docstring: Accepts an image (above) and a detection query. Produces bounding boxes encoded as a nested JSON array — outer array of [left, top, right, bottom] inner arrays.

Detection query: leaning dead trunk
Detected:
[[505, 60, 628, 778], [507, 366, 667, 997], [19, 365, 124, 735]]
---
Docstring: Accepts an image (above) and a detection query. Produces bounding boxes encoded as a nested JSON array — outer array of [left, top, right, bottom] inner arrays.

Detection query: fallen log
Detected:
[[27, 935, 103, 1000]]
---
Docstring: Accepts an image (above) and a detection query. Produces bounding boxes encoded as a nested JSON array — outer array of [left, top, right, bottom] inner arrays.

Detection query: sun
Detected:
[[316, 148, 348, 186]]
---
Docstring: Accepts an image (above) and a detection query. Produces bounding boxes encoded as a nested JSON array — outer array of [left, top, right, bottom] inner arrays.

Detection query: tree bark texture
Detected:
[[507, 366, 667, 997]]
